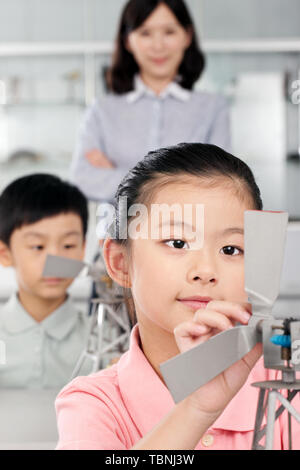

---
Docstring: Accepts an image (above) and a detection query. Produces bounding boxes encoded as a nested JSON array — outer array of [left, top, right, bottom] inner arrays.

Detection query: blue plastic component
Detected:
[[270, 335, 291, 348]]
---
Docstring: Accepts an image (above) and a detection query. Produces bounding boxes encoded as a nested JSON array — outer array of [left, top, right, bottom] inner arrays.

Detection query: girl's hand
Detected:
[[85, 149, 115, 168], [174, 300, 262, 417]]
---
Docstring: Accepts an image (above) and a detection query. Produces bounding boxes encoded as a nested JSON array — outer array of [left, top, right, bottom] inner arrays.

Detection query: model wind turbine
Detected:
[[42, 253, 131, 374], [160, 210, 300, 450], [42, 254, 118, 299]]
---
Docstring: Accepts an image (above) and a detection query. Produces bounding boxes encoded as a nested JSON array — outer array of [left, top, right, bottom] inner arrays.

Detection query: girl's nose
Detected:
[[191, 272, 216, 284], [187, 253, 217, 284]]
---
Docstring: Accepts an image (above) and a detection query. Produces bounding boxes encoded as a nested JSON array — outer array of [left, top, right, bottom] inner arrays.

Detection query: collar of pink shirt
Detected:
[[117, 325, 266, 436]]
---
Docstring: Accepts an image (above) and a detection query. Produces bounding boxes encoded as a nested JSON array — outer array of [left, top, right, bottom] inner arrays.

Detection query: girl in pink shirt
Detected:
[[55, 142, 300, 450]]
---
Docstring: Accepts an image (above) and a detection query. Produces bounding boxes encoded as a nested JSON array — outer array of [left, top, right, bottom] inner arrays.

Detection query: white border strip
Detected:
[[1, 39, 300, 57]]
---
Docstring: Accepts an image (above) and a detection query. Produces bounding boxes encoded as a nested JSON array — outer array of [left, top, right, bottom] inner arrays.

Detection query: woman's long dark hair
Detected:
[[106, 0, 205, 94]]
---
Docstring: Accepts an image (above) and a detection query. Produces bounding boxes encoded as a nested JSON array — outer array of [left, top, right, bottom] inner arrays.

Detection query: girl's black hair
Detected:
[[114, 142, 263, 239], [106, 0, 205, 93], [0, 173, 88, 246]]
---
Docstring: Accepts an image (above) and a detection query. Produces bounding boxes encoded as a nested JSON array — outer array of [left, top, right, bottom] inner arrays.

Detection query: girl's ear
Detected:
[[102, 238, 131, 288], [0, 241, 13, 267]]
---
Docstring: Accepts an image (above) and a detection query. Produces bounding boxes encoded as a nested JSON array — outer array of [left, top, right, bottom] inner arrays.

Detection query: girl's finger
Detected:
[[174, 321, 211, 338], [241, 343, 263, 370], [174, 321, 213, 353], [193, 309, 235, 332], [204, 300, 251, 324]]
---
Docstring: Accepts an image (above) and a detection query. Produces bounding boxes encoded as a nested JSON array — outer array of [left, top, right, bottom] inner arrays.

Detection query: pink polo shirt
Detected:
[[55, 325, 300, 450]]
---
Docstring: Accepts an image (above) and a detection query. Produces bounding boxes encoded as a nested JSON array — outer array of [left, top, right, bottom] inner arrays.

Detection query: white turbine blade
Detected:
[[42, 254, 86, 278], [245, 211, 288, 315], [160, 325, 259, 403]]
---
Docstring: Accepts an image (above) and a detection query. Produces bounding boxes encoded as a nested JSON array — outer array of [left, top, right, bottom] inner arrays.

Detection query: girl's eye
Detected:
[[64, 244, 76, 249], [31, 245, 44, 251], [164, 240, 189, 250], [221, 246, 244, 256], [165, 29, 176, 35], [140, 30, 150, 36]]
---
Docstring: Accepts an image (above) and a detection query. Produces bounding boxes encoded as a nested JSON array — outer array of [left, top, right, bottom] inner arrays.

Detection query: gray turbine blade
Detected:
[[42, 255, 86, 278], [244, 211, 288, 317], [160, 325, 259, 403]]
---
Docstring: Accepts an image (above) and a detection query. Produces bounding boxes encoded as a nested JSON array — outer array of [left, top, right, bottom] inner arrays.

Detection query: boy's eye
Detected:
[[31, 245, 44, 251], [64, 244, 76, 249], [220, 245, 244, 256], [164, 240, 189, 250]]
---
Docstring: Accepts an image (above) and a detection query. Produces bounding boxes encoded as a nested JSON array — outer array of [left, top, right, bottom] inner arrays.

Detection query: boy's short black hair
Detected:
[[0, 173, 88, 245]]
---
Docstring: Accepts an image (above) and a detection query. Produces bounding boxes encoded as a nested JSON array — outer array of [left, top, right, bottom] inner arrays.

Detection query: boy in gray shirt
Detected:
[[0, 174, 90, 388]]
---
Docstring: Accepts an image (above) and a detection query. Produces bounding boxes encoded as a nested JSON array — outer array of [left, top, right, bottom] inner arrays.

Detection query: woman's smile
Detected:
[[151, 57, 169, 65]]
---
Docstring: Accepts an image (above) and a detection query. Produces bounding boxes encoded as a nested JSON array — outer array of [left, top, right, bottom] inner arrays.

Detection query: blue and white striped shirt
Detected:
[[70, 76, 231, 202]]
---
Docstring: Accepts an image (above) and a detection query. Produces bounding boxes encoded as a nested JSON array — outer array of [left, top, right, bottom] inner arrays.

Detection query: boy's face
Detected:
[[4, 213, 85, 300]]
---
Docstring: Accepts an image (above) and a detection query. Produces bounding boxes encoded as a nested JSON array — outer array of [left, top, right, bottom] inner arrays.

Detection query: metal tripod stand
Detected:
[[70, 295, 131, 378], [252, 369, 300, 450]]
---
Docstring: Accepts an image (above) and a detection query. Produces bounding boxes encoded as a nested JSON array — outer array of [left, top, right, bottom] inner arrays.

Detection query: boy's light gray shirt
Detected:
[[70, 76, 231, 202], [0, 294, 90, 388]]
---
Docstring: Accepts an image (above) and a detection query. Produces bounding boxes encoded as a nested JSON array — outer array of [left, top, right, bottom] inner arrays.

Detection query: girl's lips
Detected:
[[178, 299, 211, 310]]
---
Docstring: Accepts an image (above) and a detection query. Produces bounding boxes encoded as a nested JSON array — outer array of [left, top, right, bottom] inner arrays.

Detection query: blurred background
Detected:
[[1, 1, 300, 200], [0, 0, 300, 449], [0, 0, 300, 307]]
